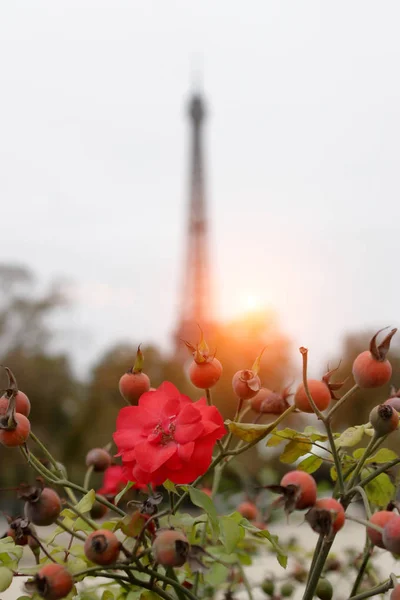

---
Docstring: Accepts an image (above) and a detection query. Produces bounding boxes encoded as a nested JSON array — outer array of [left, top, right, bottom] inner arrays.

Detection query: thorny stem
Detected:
[[349, 538, 373, 597], [325, 421, 345, 497]]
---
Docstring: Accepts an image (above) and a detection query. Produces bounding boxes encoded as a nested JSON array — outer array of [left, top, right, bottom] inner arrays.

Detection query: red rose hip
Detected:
[[237, 501, 258, 520], [84, 529, 121, 565], [306, 498, 345, 535], [152, 529, 190, 567], [188, 357, 222, 389], [0, 391, 31, 417], [0, 413, 31, 447], [383, 514, 400, 554], [367, 511, 396, 548], [85, 448, 112, 472], [352, 328, 397, 388], [26, 563, 73, 600], [24, 487, 62, 526], [280, 471, 317, 510], [294, 380, 331, 413]]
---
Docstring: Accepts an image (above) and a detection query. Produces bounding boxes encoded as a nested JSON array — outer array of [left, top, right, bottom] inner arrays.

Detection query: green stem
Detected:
[[166, 566, 187, 600], [65, 500, 98, 530], [349, 576, 395, 600], [354, 457, 400, 490], [345, 515, 383, 533], [83, 465, 94, 491], [205, 388, 212, 406], [347, 434, 379, 490], [305, 534, 324, 589], [58, 480, 126, 517], [324, 421, 344, 496], [327, 384, 359, 419], [353, 486, 372, 520], [55, 519, 86, 541], [349, 539, 373, 597], [302, 537, 335, 600]]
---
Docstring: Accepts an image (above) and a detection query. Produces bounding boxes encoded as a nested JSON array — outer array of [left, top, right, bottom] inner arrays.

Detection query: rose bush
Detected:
[[1, 333, 400, 600]]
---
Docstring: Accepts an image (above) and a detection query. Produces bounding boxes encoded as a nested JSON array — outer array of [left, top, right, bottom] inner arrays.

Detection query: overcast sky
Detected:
[[1, 1, 400, 378]]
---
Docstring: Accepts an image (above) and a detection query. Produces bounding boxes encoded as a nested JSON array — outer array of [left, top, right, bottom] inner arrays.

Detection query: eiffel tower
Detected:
[[174, 93, 215, 355]]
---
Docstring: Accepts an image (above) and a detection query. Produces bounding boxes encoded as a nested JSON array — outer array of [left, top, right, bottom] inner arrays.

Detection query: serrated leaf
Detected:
[[335, 426, 365, 449], [219, 515, 245, 553], [0, 567, 13, 592], [280, 438, 312, 464], [227, 420, 273, 443], [115, 481, 134, 505], [75, 489, 96, 513], [365, 472, 395, 507], [183, 486, 219, 537], [297, 455, 323, 474], [163, 480, 178, 495]]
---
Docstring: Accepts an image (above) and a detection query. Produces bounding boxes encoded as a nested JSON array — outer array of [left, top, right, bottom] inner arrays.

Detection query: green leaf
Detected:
[[0, 567, 13, 592], [219, 515, 245, 553], [280, 438, 312, 464], [99, 520, 119, 531], [183, 486, 219, 537], [367, 448, 398, 464], [75, 489, 96, 513], [73, 517, 94, 533], [59, 509, 76, 519], [101, 591, 115, 600], [207, 563, 229, 587], [297, 455, 323, 474], [335, 426, 365, 449], [0, 538, 23, 561], [242, 523, 287, 568], [226, 420, 273, 442], [266, 428, 299, 446], [303, 426, 329, 442], [115, 481, 134, 506], [163, 480, 179, 495], [365, 472, 395, 507], [68, 558, 88, 578]]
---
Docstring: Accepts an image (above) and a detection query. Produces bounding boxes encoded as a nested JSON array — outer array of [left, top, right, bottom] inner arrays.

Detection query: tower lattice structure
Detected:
[[174, 93, 215, 354]]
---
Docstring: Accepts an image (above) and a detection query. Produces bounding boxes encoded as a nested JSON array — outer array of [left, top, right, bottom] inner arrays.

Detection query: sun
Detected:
[[244, 294, 261, 311]]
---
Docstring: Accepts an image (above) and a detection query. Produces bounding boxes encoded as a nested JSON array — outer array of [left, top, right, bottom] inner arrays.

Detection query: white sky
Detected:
[[1, 1, 400, 377]]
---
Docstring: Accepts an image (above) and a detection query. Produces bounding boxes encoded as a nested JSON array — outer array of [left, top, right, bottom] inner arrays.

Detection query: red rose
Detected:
[[97, 465, 128, 497], [113, 382, 226, 486]]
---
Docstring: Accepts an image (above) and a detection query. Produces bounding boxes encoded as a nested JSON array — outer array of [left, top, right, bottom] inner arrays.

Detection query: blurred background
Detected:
[[1, 1, 400, 493]]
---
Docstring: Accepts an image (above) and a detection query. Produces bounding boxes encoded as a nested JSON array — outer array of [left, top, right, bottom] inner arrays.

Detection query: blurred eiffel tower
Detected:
[[174, 93, 216, 358]]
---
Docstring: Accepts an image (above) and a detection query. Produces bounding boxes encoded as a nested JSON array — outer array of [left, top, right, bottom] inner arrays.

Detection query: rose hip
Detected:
[[152, 529, 190, 567], [84, 529, 121, 565], [85, 448, 112, 472], [0, 413, 31, 447], [26, 563, 73, 600], [294, 380, 331, 413], [352, 328, 397, 388], [280, 471, 317, 510], [367, 511, 396, 548], [237, 501, 258, 520], [0, 391, 31, 417]]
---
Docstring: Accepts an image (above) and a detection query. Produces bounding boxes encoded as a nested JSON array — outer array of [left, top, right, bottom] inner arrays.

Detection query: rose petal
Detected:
[[135, 441, 177, 473]]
